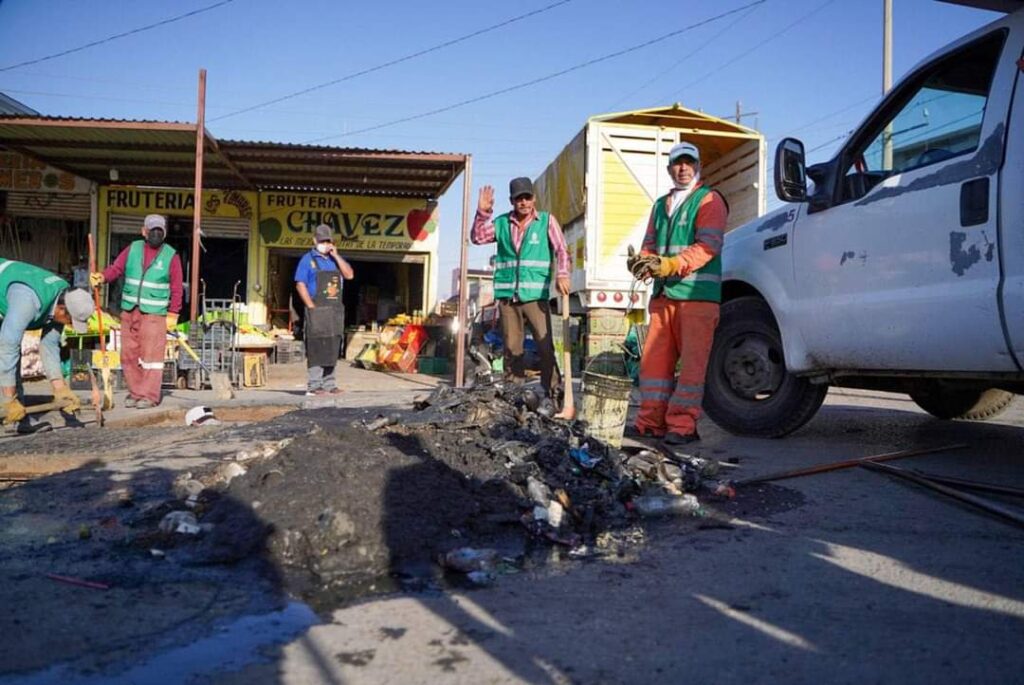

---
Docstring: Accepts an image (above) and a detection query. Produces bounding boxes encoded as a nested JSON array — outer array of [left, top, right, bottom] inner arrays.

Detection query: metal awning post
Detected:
[[190, 68, 207, 323], [455, 154, 472, 388]]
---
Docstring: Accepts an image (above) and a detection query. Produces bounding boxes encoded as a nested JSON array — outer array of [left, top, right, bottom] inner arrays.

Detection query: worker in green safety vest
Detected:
[[472, 177, 571, 413], [90, 214, 183, 409], [625, 141, 729, 449], [0, 259, 94, 425]]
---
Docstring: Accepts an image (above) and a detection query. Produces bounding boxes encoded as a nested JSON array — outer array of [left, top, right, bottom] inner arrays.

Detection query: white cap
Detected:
[[62, 288, 94, 334], [144, 214, 167, 231], [185, 405, 219, 426], [668, 141, 700, 164]]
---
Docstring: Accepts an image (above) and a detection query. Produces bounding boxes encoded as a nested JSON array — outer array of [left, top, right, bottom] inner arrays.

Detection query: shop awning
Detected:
[[0, 116, 467, 199]]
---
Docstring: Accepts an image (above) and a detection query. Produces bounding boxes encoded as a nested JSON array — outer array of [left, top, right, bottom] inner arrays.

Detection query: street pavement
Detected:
[[216, 386, 1024, 685]]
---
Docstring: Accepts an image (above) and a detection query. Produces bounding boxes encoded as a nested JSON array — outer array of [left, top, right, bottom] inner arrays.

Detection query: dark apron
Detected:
[[305, 265, 344, 368]]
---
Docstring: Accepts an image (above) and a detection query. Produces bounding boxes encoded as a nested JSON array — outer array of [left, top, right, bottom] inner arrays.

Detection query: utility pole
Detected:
[[733, 101, 759, 128]]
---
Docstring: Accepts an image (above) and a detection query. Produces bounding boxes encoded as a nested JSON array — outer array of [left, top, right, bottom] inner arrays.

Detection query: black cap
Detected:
[[509, 177, 534, 199]]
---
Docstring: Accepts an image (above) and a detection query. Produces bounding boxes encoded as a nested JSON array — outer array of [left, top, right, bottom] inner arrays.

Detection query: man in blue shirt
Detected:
[[294, 224, 354, 396]]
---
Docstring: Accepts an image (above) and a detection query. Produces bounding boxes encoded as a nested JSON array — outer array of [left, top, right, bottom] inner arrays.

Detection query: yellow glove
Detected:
[[655, 255, 684, 278], [166, 313, 179, 332], [89, 272, 105, 288], [54, 386, 82, 413], [2, 397, 26, 425]]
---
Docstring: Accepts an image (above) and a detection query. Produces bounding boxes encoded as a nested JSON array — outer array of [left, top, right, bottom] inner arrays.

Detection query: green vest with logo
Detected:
[[121, 241, 176, 315], [651, 186, 721, 302], [0, 258, 70, 329], [493, 212, 552, 302]]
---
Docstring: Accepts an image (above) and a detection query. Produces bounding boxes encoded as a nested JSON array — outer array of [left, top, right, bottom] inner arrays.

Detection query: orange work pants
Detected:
[[635, 298, 719, 437], [121, 308, 167, 404]]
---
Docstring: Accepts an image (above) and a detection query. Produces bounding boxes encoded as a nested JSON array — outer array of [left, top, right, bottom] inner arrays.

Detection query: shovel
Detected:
[[169, 331, 234, 400], [87, 235, 114, 412], [554, 292, 576, 421]]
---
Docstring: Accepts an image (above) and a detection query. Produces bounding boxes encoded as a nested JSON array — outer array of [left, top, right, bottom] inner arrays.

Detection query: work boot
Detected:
[[124, 396, 138, 409], [135, 398, 157, 409], [662, 430, 700, 447], [623, 425, 663, 440]]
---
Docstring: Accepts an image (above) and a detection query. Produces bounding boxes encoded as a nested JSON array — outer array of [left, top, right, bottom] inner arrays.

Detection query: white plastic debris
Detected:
[[159, 510, 201, 535]]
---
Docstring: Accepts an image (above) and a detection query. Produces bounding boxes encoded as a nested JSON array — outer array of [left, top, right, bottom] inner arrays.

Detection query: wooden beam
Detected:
[[204, 128, 256, 189]]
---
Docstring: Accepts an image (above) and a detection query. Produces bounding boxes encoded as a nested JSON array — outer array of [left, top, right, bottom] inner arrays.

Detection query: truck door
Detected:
[[789, 29, 1017, 372]]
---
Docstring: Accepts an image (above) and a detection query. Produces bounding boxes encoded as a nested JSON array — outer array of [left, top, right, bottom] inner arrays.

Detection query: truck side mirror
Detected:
[[774, 138, 807, 203]]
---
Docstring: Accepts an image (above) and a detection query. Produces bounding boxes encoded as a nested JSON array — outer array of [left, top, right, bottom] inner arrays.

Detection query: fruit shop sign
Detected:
[[258, 192, 438, 251]]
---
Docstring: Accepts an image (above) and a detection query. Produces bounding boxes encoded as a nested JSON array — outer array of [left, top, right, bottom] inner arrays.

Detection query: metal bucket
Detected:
[[581, 360, 633, 448]]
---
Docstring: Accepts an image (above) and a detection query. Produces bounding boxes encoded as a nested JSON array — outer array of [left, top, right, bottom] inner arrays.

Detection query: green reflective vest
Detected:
[[651, 186, 722, 302], [121, 241, 176, 315], [493, 212, 552, 302], [0, 258, 69, 329]]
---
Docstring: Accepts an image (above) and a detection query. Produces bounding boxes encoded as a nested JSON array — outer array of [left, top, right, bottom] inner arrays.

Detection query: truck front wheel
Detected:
[[909, 385, 1015, 421], [703, 296, 827, 438]]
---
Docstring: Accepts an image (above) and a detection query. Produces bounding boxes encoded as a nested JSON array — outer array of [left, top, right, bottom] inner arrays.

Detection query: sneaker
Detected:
[[124, 396, 138, 409], [326, 388, 344, 395], [305, 389, 327, 397], [135, 398, 157, 409], [662, 430, 700, 447]]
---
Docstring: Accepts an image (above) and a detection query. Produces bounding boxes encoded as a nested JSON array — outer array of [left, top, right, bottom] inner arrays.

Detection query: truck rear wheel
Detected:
[[909, 386, 1015, 421], [704, 296, 827, 438]]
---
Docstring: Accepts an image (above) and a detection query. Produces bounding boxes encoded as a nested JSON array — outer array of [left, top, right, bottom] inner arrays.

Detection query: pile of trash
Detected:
[[146, 383, 737, 605]]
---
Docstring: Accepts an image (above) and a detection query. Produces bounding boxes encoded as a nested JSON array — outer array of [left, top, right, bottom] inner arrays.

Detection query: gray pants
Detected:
[[307, 364, 336, 392]]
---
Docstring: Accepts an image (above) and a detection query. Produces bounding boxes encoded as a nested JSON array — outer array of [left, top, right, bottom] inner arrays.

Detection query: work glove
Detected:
[[166, 312, 179, 332], [89, 272, 105, 288], [54, 386, 82, 413], [626, 245, 642, 276], [1, 397, 26, 425], [654, 255, 685, 279]]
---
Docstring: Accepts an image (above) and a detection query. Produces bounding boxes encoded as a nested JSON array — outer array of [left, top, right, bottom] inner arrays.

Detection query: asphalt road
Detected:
[[218, 388, 1024, 685]]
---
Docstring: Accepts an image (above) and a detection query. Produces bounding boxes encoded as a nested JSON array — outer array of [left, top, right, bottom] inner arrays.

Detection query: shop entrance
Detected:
[[266, 249, 426, 337]]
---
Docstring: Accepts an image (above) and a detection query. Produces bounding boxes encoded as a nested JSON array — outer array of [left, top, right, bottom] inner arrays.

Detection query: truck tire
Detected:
[[703, 297, 827, 438], [909, 387, 1015, 421]]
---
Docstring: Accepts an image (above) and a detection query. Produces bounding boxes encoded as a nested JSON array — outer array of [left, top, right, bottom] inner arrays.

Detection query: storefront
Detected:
[[256, 191, 439, 333], [98, 185, 257, 318], [0, 151, 91, 281]]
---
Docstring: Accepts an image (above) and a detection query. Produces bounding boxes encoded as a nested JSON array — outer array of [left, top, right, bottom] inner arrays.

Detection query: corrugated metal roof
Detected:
[[0, 116, 467, 198]]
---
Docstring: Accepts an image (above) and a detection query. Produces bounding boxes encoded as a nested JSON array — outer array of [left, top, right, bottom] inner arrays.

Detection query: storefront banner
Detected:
[[0, 151, 90, 193], [102, 186, 256, 219], [258, 192, 438, 252]]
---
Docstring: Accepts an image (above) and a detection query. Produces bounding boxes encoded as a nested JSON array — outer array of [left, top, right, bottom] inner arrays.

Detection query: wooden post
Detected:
[[190, 68, 207, 322], [455, 155, 473, 388]]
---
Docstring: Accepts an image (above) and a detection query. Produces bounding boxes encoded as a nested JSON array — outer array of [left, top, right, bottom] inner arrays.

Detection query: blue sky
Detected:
[[0, 0, 1004, 296]]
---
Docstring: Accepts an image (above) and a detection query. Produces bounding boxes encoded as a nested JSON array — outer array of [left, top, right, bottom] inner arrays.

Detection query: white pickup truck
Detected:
[[705, 3, 1024, 437]]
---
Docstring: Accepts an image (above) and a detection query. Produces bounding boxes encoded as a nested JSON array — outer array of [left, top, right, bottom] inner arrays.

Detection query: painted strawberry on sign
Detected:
[[406, 206, 437, 241]]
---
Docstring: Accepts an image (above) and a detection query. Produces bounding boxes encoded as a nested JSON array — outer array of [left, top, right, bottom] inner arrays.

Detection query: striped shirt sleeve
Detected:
[[471, 208, 496, 245], [547, 213, 571, 278]]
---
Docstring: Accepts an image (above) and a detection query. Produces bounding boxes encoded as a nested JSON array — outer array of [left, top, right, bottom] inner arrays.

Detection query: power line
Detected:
[[662, 0, 839, 100], [306, 0, 767, 144], [605, 2, 763, 111], [210, 0, 574, 123], [0, 0, 237, 73]]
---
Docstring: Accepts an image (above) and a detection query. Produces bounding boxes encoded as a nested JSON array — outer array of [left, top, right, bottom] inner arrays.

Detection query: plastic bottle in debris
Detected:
[[633, 494, 703, 518]]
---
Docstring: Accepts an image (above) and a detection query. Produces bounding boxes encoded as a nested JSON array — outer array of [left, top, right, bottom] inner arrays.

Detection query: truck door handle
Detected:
[[960, 177, 989, 227]]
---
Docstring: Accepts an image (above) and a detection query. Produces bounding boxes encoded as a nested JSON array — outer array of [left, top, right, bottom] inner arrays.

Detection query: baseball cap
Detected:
[[144, 214, 167, 231], [668, 141, 700, 164], [509, 177, 534, 199], [62, 288, 95, 334], [314, 224, 334, 242]]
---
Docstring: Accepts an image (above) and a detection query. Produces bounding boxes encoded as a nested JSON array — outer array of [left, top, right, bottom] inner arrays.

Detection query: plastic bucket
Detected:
[[582, 368, 633, 448]]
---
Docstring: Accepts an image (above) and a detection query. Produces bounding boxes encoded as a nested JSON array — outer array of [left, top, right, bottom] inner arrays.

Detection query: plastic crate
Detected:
[[417, 357, 449, 375], [161, 360, 177, 388]]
